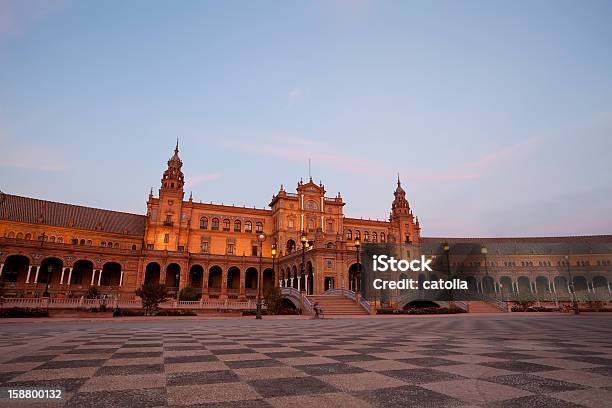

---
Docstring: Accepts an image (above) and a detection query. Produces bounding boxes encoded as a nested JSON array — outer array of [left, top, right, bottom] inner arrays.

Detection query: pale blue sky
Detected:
[[1, 0, 611, 237]]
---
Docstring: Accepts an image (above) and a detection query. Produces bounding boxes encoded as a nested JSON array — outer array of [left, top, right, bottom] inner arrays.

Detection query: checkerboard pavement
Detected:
[[0, 315, 611, 407]]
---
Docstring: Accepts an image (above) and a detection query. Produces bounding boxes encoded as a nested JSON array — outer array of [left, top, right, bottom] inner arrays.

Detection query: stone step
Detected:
[[308, 295, 369, 315], [468, 301, 504, 313]]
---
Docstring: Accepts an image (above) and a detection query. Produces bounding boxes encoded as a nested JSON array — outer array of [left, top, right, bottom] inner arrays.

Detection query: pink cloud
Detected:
[[0, 0, 64, 38], [185, 173, 222, 188]]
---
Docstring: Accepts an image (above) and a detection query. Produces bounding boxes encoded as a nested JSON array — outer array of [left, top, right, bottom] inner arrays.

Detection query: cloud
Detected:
[[0, 133, 69, 172], [185, 172, 221, 188]]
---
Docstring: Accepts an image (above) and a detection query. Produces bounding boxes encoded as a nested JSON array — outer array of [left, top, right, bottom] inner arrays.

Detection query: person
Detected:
[[313, 302, 322, 319]]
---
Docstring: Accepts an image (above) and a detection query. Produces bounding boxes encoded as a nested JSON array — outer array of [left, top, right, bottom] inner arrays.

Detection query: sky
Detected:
[[1, 0, 611, 237]]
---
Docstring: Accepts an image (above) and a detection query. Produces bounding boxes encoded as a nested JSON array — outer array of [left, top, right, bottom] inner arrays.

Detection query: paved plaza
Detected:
[[0, 315, 611, 407]]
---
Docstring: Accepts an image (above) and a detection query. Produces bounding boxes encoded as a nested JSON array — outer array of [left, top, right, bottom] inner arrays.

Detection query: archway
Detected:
[[592, 276, 609, 300], [72, 260, 94, 286], [208, 265, 222, 295], [573, 276, 588, 299], [292, 265, 298, 289], [245, 267, 258, 290], [100, 262, 121, 286], [286, 240, 296, 254], [535, 276, 549, 296], [418, 273, 427, 291], [403, 300, 440, 310], [307, 261, 314, 295], [554, 276, 569, 299], [144, 262, 161, 284], [263, 268, 274, 292], [482, 276, 495, 295], [499, 276, 513, 295], [2, 255, 29, 283], [165, 263, 181, 290], [189, 265, 203, 288], [227, 266, 240, 293], [39, 257, 63, 286], [517, 276, 531, 294], [348, 263, 360, 293]]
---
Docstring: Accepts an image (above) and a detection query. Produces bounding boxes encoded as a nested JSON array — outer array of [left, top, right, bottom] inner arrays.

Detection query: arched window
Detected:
[[50, 236, 56, 242], [25, 233, 32, 240], [380, 232, 385, 242], [326, 242, 334, 249], [346, 230, 352, 240], [372, 232, 377, 242], [364, 231, 369, 241], [16, 232, 23, 239], [57, 237, 63, 243], [131, 244, 137, 250], [255, 222, 263, 233], [234, 220, 241, 232], [80, 239, 85, 245], [245, 221, 253, 233], [8, 231, 15, 238], [200, 217, 208, 229], [223, 219, 230, 231], [114, 243, 119, 248], [87, 240, 93, 246], [211, 218, 219, 230], [355, 230, 361, 240], [305, 200, 318, 210], [101, 241, 107, 247], [307, 219, 314, 231]]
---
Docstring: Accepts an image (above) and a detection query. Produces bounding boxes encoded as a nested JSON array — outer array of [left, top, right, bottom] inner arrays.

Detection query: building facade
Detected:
[[0, 143, 610, 305]]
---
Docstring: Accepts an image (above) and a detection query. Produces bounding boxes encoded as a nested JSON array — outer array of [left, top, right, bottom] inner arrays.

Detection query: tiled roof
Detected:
[[0, 193, 147, 236]]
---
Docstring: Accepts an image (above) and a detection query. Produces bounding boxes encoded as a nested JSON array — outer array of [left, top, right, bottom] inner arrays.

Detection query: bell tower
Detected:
[[389, 175, 420, 245], [160, 139, 185, 196]]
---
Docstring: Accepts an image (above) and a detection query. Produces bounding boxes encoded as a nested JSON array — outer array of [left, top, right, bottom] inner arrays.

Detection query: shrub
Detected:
[[135, 283, 169, 316], [0, 307, 50, 318], [113, 308, 145, 317], [263, 287, 282, 315], [178, 286, 200, 301], [85, 287, 100, 299], [377, 307, 466, 315], [155, 310, 197, 316], [242, 310, 269, 316]]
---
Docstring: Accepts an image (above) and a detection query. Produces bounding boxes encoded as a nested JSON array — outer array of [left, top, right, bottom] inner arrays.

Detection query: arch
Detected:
[[2, 254, 30, 283], [286, 239, 296, 254], [364, 231, 369, 242], [292, 265, 298, 289], [255, 221, 263, 233], [306, 261, 314, 295], [144, 262, 161, 284], [16, 232, 23, 239], [380, 232, 385, 242], [7, 231, 15, 238], [517, 276, 531, 293], [223, 219, 230, 231], [211, 218, 219, 230], [403, 300, 441, 310], [165, 263, 181, 289], [326, 242, 334, 249], [72, 259, 94, 286], [208, 265, 222, 292], [245, 221, 253, 233], [372, 232, 377, 242], [101, 262, 122, 286], [280, 298, 298, 311], [227, 266, 240, 290], [592, 276, 609, 299], [234, 220, 241, 232], [189, 264, 204, 287], [245, 267, 258, 289], [554, 275, 569, 296], [355, 230, 361, 240], [25, 233, 32, 240], [482, 275, 495, 295], [39, 257, 63, 285], [346, 230, 352, 240], [263, 268, 274, 292], [200, 217, 208, 229], [535, 276, 550, 294], [348, 263, 360, 293], [573, 276, 588, 298], [499, 276, 513, 293]]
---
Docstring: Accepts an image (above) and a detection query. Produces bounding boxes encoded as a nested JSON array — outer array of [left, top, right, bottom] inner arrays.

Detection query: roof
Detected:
[[0, 193, 147, 236]]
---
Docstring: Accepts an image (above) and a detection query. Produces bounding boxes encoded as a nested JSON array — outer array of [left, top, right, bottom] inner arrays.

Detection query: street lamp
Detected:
[[565, 254, 579, 315], [43, 264, 52, 297], [300, 231, 308, 293], [354, 237, 361, 293], [443, 243, 453, 308], [175, 270, 180, 300], [256, 233, 266, 319], [481, 245, 488, 296], [271, 243, 277, 288]]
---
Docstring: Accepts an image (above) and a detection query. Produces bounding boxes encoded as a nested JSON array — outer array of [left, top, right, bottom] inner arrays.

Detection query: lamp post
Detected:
[[300, 231, 308, 293], [256, 233, 266, 319], [43, 264, 52, 297], [481, 245, 488, 296], [444, 243, 453, 308], [354, 237, 361, 293], [271, 243, 277, 288], [175, 270, 180, 300], [565, 254, 579, 315]]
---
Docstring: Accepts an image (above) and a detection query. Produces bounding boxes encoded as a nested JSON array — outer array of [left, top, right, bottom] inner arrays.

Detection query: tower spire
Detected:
[[175, 138, 179, 155], [397, 172, 401, 187]]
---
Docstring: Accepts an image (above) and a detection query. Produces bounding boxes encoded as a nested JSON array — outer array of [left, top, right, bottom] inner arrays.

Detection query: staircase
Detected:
[[308, 295, 369, 316], [468, 301, 505, 313]]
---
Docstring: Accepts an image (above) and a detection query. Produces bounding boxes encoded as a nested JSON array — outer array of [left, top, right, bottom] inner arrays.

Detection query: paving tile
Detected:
[[535, 369, 612, 388], [487, 374, 585, 393], [66, 388, 167, 408], [354, 384, 465, 408], [79, 374, 165, 391], [380, 368, 465, 384], [484, 394, 586, 408], [266, 392, 373, 407], [318, 371, 407, 392], [94, 363, 163, 376], [433, 363, 517, 379], [481, 361, 559, 373], [234, 366, 308, 381], [295, 363, 366, 376], [554, 388, 612, 408], [421, 378, 532, 404], [247, 376, 339, 398], [167, 382, 261, 405], [167, 370, 239, 386]]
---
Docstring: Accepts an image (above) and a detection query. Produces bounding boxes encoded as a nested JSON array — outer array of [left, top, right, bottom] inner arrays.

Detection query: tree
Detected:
[[135, 283, 168, 316], [263, 287, 282, 315], [85, 287, 99, 299], [178, 286, 199, 301]]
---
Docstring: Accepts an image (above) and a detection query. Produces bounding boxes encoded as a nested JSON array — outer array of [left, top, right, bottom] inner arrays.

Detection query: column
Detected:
[[279, 279, 283, 287], [297, 275, 301, 291], [34, 266, 40, 283], [290, 277, 294, 288], [26, 266, 34, 283], [97, 270, 102, 286], [238, 270, 245, 298], [67, 268, 73, 285], [305, 274, 309, 295], [0, 263, 4, 277], [220, 270, 228, 299], [284, 278, 288, 287], [203, 269, 209, 299], [119, 271, 124, 287], [91, 269, 97, 285], [552, 279, 556, 292], [59, 268, 65, 285]]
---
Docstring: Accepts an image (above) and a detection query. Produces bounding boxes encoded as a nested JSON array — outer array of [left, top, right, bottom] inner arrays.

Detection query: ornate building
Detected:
[[0, 143, 610, 306]]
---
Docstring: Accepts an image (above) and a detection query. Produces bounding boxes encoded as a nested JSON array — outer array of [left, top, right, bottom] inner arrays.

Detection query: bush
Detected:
[[377, 307, 466, 315], [155, 310, 197, 316], [0, 307, 50, 318], [263, 287, 282, 315], [85, 287, 100, 299], [99, 304, 107, 312], [178, 286, 200, 301], [113, 308, 145, 317], [242, 310, 269, 316], [135, 283, 169, 315]]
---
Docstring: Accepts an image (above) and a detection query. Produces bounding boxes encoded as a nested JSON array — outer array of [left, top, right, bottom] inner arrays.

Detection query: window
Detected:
[[200, 217, 208, 229], [178, 245, 184, 252], [201, 241, 209, 253], [234, 220, 241, 232], [87, 240, 93, 246], [288, 218, 295, 229], [326, 242, 334, 249], [7, 231, 15, 238], [147, 244, 154, 250], [25, 233, 32, 240], [151, 209, 157, 220], [364, 231, 369, 242], [305, 200, 318, 210], [223, 219, 230, 231], [50, 236, 56, 242], [256, 222, 263, 233], [227, 243, 235, 254], [355, 230, 361, 240], [326, 259, 334, 269], [245, 221, 252, 233], [165, 214, 172, 225], [17, 232, 23, 239], [252, 245, 258, 256], [327, 222, 334, 233], [380, 232, 385, 242], [211, 218, 219, 230], [101, 241, 107, 247], [57, 237, 63, 244], [80, 239, 85, 245], [372, 232, 377, 242], [164, 234, 170, 244], [181, 212, 186, 222], [114, 243, 119, 248], [346, 230, 352, 240], [307, 219, 314, 231], [131, 244, 137, 250]]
